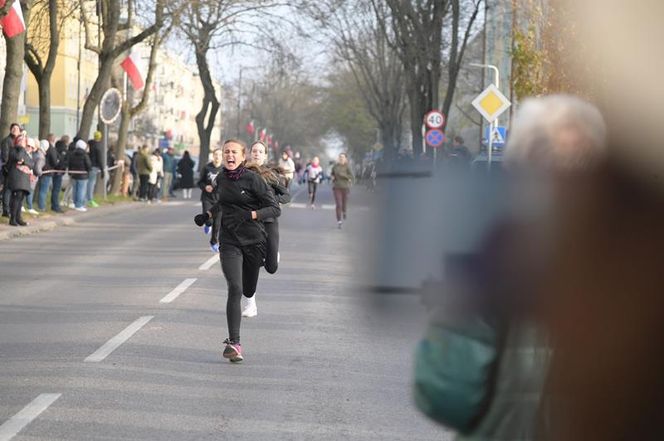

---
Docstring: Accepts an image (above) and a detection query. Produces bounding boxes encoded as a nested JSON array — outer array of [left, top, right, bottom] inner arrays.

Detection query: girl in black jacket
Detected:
[[197, 149, 224, 252], [195, 139, 280, 363], [6, 135, 34, 226], [240, 141, 291, 317]]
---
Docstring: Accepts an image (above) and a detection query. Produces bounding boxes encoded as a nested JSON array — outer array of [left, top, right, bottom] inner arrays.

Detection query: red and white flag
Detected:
[[120, 53, 144, 91], [0, 0, 26, 38], [259, 128, 267, 142], [245, 120, 255, 137]]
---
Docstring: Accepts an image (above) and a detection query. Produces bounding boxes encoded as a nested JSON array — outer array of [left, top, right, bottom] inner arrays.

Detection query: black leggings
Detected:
[[202, 198, 222, 245], [308, 181, 318, 205], [264, 220, 279, 274], [220, 241, 265, 343]]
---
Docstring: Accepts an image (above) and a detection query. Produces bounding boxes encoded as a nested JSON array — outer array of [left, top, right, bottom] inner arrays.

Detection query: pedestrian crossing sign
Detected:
[[483, 126, 507, 148], [472, 84, 511, 123]]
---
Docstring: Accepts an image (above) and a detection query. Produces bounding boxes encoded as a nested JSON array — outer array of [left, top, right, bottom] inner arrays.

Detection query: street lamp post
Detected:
[[469, 63, 500, 168]]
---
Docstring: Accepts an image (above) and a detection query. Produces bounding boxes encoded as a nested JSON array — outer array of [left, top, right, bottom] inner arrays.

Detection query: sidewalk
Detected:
[[0, 198, 142, 241]]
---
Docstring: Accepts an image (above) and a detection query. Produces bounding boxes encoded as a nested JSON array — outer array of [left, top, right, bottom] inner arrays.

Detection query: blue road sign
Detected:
[[483, 126, 507, 148], [425, 129, 445, 148]]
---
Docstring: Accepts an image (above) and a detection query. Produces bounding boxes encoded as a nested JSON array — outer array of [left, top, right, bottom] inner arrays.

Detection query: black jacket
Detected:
[[198, 162, 224, 202], [89, 140, 105, 169], [263, 169, 291, 224], [6, 146, 34, 192], [1, 134, 15, 175], [44, 145, 59, 172], [53, 141, 68, 176], [210, 168, 281, 246], [177, 156, 195, 189], [68, 148, 92, 180]]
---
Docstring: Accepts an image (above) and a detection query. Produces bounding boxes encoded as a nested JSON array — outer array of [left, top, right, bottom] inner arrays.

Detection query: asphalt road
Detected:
[[0, 183, 449, 440]]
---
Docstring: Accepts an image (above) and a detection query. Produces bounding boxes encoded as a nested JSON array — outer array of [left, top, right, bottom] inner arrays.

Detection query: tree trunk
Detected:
[[194, 45, 219, 174], [77, 55, 114, 140], [0, 33, 26, 135], [37, 78, 50, 138]]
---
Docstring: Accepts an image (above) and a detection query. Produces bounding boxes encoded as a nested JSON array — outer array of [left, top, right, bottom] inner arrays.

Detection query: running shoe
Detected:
[[241, 296, 257, 317], [88, 200, 99, 208], [223, 338, 243, 362], [338, 221, 343, 229], [210, 242, 219, 253], [204, 224, 211, 235], [74, 206, 88, 212], [27, 208, 39, 215]]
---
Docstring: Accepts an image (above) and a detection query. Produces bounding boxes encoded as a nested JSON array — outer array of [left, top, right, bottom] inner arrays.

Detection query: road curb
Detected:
[[0, 201, 142, 241]]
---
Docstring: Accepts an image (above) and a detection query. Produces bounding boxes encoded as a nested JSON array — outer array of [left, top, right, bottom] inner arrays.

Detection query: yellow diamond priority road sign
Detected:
[[472, 84, 511, 123]]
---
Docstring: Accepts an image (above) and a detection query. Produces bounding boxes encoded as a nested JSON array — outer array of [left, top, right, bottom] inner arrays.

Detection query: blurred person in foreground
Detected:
[[537, 2, 664, 438], [413, 94, 608, 441]]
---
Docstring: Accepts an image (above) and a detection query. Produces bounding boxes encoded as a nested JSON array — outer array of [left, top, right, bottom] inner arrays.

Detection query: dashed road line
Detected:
[[160, 278, 197, 303], [84, 316, 154, 363], [199, 255, 219, 271], [0, 393, 61, 441]]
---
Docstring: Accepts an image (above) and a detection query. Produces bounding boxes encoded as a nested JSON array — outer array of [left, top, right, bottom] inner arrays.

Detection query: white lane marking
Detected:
[[288, 203, 334, 210], [287, 203, 370, 212], [84, 316, 154, 363], [0, 393, 61, 441], [199, 255, 219, 271], [160, 278, 197, 303]]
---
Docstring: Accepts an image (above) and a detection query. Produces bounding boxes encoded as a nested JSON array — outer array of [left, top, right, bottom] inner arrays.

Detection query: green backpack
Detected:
[[414, 317, 501, 434]]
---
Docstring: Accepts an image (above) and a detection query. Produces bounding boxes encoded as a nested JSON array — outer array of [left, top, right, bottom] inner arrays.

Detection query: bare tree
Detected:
[[23, 0, 77, 138], [0, 1, 27, 135], [76, 0, 165, 140], [375, 0, 482, 155], [175, 0, 288, 172], [109, 30, 167, 194], [303, 0, 406, 162]]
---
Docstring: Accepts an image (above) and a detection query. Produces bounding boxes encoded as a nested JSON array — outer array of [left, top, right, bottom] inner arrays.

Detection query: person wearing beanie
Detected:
[[68, 139, 91, 211]]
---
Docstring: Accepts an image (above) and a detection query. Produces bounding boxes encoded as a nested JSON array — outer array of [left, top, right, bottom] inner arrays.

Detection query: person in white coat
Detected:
[[148, 148, 164, 203]]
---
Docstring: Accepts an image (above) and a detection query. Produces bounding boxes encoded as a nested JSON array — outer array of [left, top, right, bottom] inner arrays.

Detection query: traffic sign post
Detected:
[[483, 126, 507, 149], [425, 129, 445, 148], [424, 110, 445, 129], [472, 84, 511, 169]]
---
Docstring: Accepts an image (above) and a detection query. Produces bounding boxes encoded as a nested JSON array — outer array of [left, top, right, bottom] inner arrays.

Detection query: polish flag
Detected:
[[120, 53, 144, 91], [0, 0, 26, 38], [259, 128, 267, 142], [245, 120, 255, 137]]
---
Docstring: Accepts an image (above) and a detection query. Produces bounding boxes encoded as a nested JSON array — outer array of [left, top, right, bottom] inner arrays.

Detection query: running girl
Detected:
[[194, 139, 280, 362]]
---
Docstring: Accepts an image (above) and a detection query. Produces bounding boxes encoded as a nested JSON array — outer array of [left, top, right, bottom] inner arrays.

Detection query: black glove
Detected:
[[194, 212, 210, 226]]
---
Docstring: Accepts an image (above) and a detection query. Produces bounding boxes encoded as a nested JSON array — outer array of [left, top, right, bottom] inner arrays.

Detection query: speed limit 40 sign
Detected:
[[424, 110, 445, 129]]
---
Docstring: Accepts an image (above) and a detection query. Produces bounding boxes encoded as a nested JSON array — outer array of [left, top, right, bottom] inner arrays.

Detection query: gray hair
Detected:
[[505, 95, 607, 171]]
